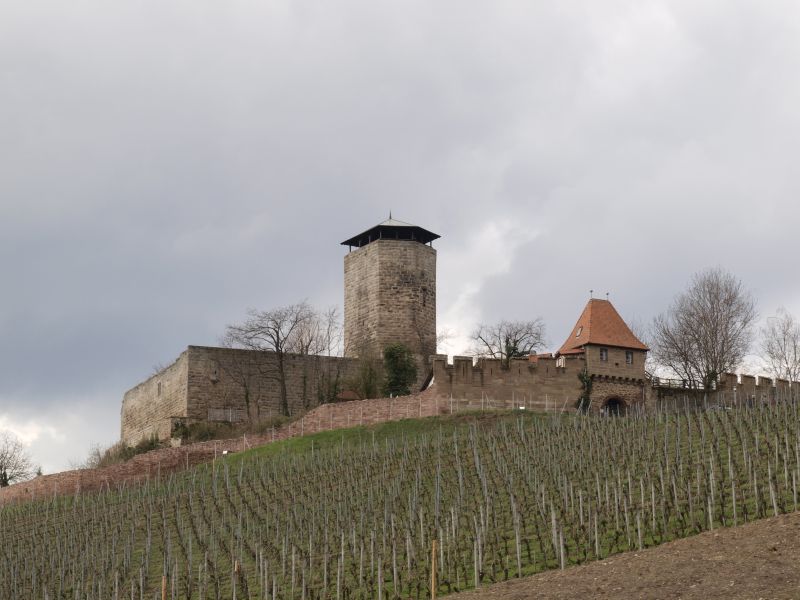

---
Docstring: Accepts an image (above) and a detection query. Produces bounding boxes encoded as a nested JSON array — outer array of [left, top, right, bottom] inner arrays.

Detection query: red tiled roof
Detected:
[[557, 299, 648, 355]]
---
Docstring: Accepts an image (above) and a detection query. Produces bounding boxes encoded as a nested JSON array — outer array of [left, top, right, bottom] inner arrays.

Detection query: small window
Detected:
[[157, 381, 162, 396], [626, 351, 633, 365], [575, 326, 583, 338], [599, 348, 608, 362]]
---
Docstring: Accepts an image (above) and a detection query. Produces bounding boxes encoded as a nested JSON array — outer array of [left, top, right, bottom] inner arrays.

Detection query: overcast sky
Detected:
[[2, 0, 800, 472]]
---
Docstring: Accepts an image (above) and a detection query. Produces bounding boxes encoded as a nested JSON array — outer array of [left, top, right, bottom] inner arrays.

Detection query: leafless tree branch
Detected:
[[0, 431, 35, 487], [760, 307, 800, 382], [650, 268, 757, 389], [471, 319, 547, 369]]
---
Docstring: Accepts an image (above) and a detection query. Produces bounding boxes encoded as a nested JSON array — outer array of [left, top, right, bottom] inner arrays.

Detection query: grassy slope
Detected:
[[222, 409, 534, 464]]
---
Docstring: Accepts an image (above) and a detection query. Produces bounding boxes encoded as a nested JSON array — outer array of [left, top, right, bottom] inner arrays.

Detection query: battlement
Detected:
[[430, 353, 589, 410], [716, 372, 800, 403]]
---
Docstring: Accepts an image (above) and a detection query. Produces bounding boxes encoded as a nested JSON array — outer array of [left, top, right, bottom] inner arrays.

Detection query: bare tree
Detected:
[[287, 306, 345, 408], [225, 301, 317, 416], [760, 307, 800, 382], [311, 307, 346, 406], [224, 302, 347, 416], [471, 319, 546, 369], [0, 431, 35, 487], [651, 268, 757, 390]]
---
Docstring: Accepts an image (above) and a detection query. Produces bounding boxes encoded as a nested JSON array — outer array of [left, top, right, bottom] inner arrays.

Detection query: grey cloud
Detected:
[[1, 0, 799, 468]]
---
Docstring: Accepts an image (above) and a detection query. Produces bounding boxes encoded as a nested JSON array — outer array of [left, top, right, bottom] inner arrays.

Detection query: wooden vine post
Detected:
[[161, 575, 167, 600], [431, 539, 437, 599]]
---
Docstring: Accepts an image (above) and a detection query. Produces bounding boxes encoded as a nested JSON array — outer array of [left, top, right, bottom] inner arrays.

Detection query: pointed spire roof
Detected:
[[557, 299, 648, 355], [341, 216, 440, 248]]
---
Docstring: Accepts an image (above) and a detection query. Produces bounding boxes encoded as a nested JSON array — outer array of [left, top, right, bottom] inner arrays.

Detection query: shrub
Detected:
[[382, 343, 417, 397]]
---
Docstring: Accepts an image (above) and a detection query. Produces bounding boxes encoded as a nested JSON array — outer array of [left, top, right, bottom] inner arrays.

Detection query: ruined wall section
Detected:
[[344, 240, 436, 382], [121, 350, 189, 444]]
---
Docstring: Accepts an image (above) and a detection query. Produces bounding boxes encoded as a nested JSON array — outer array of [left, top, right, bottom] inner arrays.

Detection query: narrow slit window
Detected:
[[600, 348, 608, 362], [626, 351, 633, 365]]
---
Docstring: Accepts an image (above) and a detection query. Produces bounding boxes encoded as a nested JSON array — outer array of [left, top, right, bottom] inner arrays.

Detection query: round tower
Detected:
[[341, 217, 439, 364]]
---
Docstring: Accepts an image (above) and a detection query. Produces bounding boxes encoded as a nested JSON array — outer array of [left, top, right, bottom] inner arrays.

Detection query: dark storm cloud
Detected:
[[1, 0, 799, 470]]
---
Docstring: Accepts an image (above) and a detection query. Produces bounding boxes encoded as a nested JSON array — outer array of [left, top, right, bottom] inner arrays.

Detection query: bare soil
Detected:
[[451, 512, 800, 599]]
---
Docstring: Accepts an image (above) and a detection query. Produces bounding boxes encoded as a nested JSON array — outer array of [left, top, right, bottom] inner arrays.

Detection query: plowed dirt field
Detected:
[[452, 512, 800, 599]]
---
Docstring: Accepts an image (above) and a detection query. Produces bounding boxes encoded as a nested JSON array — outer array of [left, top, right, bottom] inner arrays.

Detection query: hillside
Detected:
[[1, 402, 799, 598], [0, 389, 449, 505]]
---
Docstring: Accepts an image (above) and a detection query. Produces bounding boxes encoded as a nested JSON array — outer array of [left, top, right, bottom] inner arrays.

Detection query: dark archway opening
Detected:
[[603, 397, 626, 416]]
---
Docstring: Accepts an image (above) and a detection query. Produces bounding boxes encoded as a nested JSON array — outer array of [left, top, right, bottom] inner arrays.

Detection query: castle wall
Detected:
[[431, 352, 650, 413], [648, 387, 707, 411], [714, 373, 800, 405], [431, 354, 587, 411], [185, 346, 360, 424], [121, 350, 189, 444], [121, 346, 360, 445], [344, 240, 436, 364], [651, 372, 800, 410]]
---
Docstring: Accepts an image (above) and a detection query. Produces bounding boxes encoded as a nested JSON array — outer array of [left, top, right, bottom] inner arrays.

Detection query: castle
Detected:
[[121, 217, 798, 445], [121, 217, 441, 443]]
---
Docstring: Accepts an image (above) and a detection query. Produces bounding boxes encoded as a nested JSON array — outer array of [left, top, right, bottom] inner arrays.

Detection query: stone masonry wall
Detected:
[[591, 378, 648, 412], [121, 351, 189, 443], [431, 353, 649, 414], [344, 240, 436, 365], [648, 372, 800, 411], [121, 346, 360, 445], [584, 345, 647, 379], [715, 373, 800, 405], [432, 354, 586, 411], [185, 346, 360, 425]]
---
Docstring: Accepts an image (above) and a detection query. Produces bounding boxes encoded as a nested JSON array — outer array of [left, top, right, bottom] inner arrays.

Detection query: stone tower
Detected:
[[342, 217, 439, 366]]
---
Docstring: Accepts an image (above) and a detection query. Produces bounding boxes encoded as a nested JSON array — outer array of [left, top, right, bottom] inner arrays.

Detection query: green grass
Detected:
[[222, 409, 540, 464]]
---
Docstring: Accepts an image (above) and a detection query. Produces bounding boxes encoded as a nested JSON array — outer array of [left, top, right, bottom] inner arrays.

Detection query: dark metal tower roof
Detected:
[[341, 216, 440, 248]]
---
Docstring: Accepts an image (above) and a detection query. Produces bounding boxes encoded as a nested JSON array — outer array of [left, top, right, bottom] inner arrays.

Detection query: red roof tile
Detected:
[[557, 299, 648, 355]]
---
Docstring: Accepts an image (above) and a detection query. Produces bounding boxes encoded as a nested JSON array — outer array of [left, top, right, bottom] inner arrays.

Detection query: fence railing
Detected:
[[651, 377, 716, 391], [208, 408, 247, 423]]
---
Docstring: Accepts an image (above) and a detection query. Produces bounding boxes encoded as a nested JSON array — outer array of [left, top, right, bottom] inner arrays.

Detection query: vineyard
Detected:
[[3, 403, 800, 599]]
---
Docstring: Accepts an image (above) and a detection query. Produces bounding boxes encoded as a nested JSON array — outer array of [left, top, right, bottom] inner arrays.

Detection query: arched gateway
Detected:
[[602, 397, 626, 416]]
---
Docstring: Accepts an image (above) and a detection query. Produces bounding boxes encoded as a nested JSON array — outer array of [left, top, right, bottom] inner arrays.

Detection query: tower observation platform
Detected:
[[341, 217, 440, 250]]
